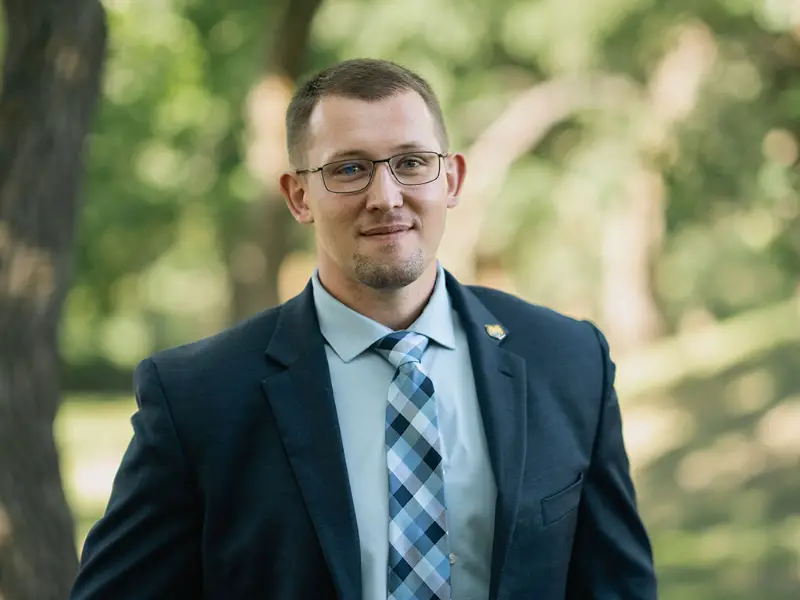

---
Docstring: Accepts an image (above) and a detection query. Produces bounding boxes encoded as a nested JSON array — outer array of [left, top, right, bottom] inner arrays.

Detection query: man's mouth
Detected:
[[360, 224, 412, 237]]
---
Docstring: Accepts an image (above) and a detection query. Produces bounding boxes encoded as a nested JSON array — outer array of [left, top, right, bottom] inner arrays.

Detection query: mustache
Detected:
[[362, 215, 417, 227], [365, 220, 413, 227]]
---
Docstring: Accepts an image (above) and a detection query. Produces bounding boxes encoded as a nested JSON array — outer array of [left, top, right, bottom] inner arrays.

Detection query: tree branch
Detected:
[[616, 298, 800, 398], [439, 73, 640, 280]]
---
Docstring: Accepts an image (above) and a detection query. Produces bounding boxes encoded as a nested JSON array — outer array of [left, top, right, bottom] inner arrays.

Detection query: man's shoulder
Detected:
[[464, 283, 607, 368], [466, 284, 593, 336], [464, 285, 609, 399]]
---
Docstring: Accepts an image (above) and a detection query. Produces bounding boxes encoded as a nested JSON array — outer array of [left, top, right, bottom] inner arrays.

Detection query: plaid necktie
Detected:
[[372, 331, 451, 600]]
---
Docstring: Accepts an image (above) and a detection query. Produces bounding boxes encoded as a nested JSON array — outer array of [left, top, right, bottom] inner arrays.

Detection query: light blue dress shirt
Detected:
[[311, 264, 497, 600]]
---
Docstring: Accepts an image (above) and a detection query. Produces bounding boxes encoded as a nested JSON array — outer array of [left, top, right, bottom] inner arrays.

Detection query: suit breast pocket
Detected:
[[541, 472, 584, 526]]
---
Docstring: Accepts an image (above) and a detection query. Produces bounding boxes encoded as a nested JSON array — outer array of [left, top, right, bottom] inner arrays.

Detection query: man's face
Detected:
[[280, 91, 466, 291]]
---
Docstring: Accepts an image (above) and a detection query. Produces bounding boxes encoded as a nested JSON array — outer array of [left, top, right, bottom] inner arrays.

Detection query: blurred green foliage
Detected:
[[62, 0, 799, 381], [43, 0, 800, 597]]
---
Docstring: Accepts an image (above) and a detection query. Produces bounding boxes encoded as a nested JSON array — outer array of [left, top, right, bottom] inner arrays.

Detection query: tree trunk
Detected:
[[228, 196, 298, 317], [600, 166, 666, 352], [600, 23, 717, 350], [228, 0, 323, 321], [0, 1, 107, 599]]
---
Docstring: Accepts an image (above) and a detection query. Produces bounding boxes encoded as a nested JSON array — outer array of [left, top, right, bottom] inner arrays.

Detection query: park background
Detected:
[[1, 0, 799, 599]]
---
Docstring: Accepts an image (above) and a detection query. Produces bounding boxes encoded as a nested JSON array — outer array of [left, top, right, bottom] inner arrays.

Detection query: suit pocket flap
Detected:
[[541, 473, 584, 526]]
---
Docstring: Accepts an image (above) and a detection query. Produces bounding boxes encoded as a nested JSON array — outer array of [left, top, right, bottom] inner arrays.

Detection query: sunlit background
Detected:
[[45, 0, 800, 599]]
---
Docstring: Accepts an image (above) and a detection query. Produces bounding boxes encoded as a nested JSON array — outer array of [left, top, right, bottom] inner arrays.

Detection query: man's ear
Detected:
[[279, 172, 314, 224], [445, 152, 467, 209]]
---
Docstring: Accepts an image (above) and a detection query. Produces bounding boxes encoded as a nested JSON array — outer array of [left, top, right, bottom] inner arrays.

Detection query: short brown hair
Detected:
[[285, 58, 449, 167]]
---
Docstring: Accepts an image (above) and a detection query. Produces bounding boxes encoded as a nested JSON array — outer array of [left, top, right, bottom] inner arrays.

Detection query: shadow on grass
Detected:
[[630, 342, 800, 600]]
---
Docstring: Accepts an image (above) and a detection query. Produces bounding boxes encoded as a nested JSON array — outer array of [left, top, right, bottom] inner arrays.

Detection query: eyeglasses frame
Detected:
[[294, 151, 451, 194]]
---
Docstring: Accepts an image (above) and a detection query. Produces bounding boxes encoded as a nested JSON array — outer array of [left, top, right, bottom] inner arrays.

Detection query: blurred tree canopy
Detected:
[[60, 0, 799, 391]]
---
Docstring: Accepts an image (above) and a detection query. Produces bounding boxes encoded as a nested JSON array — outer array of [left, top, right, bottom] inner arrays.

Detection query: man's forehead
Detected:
[[306, 91, 440, 162]]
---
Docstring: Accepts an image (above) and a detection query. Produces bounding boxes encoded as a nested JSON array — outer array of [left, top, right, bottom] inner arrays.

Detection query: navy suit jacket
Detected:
[[71, 272, 657, 599]]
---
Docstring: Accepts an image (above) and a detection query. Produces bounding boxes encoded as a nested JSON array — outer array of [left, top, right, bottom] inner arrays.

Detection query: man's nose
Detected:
[[365, 163, 403, 212]]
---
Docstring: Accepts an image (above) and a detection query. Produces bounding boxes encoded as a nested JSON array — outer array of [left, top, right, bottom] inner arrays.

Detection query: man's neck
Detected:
[[317, 263, 439, 331]]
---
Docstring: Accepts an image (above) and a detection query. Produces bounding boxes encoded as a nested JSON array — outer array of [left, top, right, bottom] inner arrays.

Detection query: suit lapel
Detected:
[[262, 284, 361, 600], [446, 272, 528, 600]]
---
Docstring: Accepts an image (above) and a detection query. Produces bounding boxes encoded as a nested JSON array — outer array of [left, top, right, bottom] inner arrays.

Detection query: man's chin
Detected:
[[353, 255, 426, 290]]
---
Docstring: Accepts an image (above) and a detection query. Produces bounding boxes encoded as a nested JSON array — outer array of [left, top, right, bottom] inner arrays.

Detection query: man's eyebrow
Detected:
[[391, 142, 435, 153], [324, 143, 435, 163], [324, 149, 368, 162]]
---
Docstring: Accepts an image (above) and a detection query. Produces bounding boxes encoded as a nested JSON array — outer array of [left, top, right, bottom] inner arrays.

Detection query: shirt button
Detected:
[[449, 553, 456, 565]]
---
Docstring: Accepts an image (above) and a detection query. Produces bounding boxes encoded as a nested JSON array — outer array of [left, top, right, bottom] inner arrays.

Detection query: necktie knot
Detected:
[[372, 330, 429, 369]]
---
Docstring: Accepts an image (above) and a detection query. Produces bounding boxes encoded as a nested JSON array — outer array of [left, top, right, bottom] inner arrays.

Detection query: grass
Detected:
[[56, 394, 137, 547]]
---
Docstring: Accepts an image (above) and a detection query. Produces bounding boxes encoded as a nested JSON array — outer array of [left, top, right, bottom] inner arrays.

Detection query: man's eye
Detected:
[[336, 163, 364, 176], [400, 158, 422, 168]]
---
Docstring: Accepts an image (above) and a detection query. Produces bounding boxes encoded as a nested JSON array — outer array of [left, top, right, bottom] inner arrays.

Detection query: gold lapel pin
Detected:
[[484, 324, 506, 341]]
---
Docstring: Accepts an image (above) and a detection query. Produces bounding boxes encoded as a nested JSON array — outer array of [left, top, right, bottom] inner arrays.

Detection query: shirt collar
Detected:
[[311, 262, 456, 363]]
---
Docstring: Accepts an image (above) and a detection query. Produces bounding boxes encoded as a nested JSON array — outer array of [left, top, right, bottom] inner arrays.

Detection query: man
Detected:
[[71, 58, 657, 600]]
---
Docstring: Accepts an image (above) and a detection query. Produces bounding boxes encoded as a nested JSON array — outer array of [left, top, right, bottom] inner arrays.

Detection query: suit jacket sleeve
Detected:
[[70, 358, 202, 599], [565, 324, 658, 599]]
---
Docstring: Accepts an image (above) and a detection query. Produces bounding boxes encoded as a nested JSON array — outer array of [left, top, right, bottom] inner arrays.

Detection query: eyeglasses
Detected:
[[295, 151, 449, 194]]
